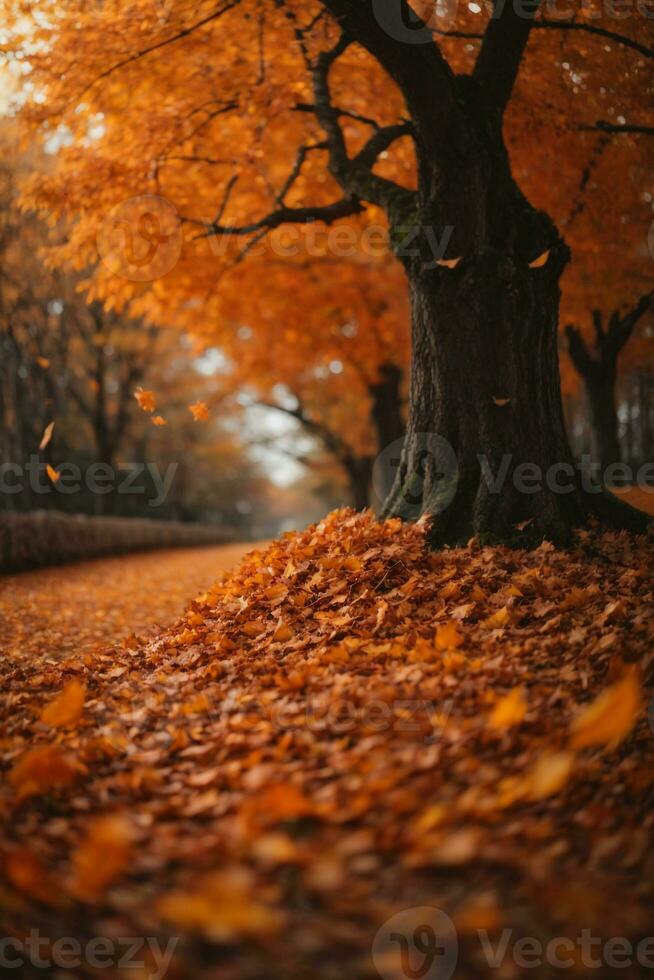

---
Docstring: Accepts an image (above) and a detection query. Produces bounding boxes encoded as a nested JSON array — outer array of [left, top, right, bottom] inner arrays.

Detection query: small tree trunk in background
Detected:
[[566, 295, 652, 476], [345, 455, 373, 511], [584, 366, 620, 476]]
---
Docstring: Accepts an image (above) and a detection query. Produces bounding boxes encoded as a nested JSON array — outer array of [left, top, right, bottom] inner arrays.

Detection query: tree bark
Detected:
[[380, 93, 650, 543]]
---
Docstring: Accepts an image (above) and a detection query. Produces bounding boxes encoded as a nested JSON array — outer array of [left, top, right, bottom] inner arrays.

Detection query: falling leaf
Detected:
[[435, 256, 463, 269], [46, 463, 60, 483], [514, 518, 534, 532], [71, 814, 133, 900], [9, 744, 78, 800], [570, 672, 641, 749], [493, 397, 511, 406], [35, 356, 50, 369], [189, 400, 209, 421], [488, 687, 527, 731], [151, 415, 167, 426], [528, 249, 550, 268], [134, 387, 156, 413], [39, 421, 55, 451], [40, 679, 86, 728]]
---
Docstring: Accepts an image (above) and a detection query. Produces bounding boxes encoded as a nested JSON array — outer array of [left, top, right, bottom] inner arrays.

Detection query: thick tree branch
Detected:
[[474, 0, 542, 115], [189, 196, 365, 239]]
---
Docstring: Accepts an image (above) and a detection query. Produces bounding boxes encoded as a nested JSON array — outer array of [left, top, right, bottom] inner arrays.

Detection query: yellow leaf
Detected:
[[483, 606, 510, 629], [488, 687, 526, 731], [528, 750, 574, 799], [570, 672, 641, 749], [40, 679, 86, 728], [39, 421, 55, 451]]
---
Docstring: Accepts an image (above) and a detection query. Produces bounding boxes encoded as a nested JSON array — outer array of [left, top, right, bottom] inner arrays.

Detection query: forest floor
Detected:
[[1, 498, 653, 980]]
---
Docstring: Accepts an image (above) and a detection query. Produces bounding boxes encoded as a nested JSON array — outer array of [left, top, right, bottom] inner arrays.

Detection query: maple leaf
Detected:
[[40, 678, 86, 728], [488, 687, 527, 731], [570, 672, 641, 749], [189, 401, 209, 421], [134, 387, 156, 413]]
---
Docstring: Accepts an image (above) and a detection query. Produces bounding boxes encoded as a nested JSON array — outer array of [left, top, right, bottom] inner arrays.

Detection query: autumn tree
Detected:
[[6, 0, 654, 542]]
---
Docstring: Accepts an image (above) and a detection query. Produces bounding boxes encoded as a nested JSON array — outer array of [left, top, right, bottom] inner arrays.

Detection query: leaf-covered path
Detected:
[[0, 542, 260, 666]]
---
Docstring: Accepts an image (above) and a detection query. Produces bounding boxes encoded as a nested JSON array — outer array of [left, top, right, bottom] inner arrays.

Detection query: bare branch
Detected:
[[536, 19, 654, 59], [578, 121, 654, 136]]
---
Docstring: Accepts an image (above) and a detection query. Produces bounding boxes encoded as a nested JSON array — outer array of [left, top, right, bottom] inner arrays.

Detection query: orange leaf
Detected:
[[434, 621, 463, 650], [189, 400, 209, 421], [528, 249, 550, 268], [40, 679, 86, 728], [134, 387, 156, 413], [9, 744, 78, 800], [46, 463, 59, 483], [488, 687, 526, 731], [570, 672, 641, 749], [71, 814, 133, 901]]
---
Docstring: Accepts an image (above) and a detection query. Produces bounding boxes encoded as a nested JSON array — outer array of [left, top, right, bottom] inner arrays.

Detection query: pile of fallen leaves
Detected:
[[2, 510, 653, 979]]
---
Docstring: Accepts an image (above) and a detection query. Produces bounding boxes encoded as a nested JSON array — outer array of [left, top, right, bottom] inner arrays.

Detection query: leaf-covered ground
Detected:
[[1, 512, 653, 980]]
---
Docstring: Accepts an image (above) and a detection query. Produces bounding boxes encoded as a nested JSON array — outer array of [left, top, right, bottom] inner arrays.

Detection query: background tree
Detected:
[[565, 293, 653, 472]]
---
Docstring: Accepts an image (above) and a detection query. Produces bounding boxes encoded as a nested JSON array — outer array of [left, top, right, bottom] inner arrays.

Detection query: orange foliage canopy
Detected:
[[4, 0, 653, 405]]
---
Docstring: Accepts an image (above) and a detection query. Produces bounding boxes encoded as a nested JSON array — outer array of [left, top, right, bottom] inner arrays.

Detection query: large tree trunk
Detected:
[[381, 114, 649, 544]]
